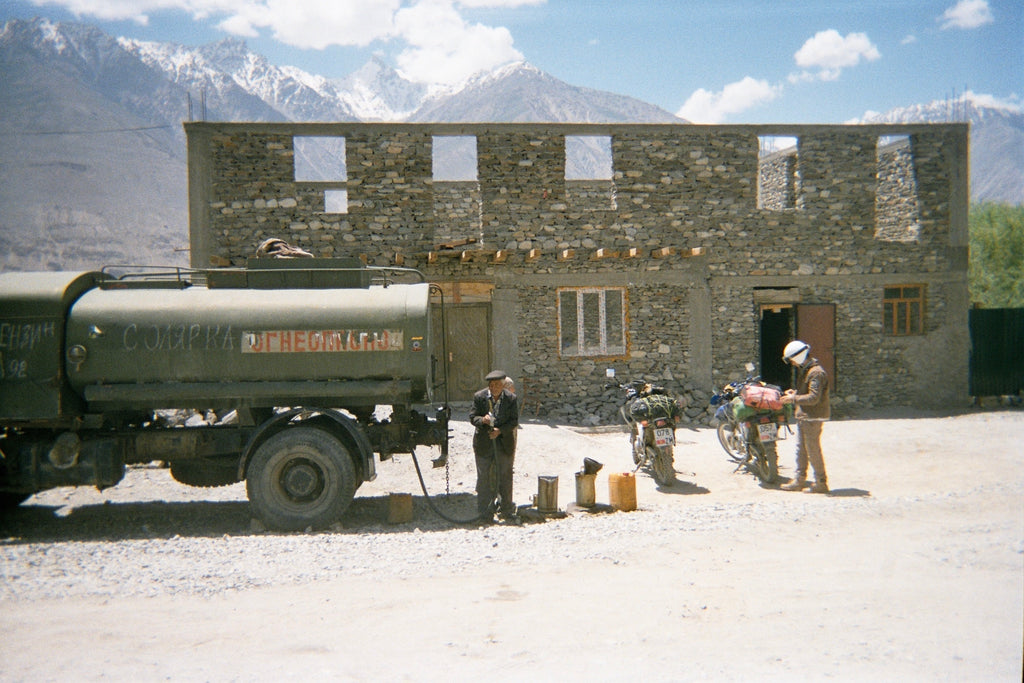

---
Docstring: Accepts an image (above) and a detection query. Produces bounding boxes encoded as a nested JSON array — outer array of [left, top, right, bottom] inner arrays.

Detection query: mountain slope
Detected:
[[0, 16, 1020, 273], [0, 18, 189, 270], [860, 95, 1024, 205], [410, 62, 682, 123]]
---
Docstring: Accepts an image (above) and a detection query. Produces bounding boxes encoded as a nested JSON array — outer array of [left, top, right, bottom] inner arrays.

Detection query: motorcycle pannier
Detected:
[[741, 385, 782, 411]]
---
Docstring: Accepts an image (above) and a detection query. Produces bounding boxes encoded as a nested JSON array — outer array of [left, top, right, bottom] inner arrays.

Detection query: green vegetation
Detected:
[[969, 203, 1024, 308]]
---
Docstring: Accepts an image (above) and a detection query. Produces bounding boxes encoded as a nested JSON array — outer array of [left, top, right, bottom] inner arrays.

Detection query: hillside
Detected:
[[0, 17, 1020, 272]]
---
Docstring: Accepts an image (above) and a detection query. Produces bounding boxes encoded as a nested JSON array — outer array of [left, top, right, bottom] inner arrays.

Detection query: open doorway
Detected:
[[760, 305, 794, 389]]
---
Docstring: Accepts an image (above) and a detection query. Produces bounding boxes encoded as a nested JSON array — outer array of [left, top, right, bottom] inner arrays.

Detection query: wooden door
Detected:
[[431, 303, 492, 401], [796, 303, 836, 392]]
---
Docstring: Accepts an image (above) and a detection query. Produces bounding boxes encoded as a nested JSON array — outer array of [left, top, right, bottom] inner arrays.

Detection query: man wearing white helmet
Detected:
[[779, 340, 831, 493]]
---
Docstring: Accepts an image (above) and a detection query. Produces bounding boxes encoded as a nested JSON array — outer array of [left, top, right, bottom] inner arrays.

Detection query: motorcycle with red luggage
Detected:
[[710, 363, 792, 484]]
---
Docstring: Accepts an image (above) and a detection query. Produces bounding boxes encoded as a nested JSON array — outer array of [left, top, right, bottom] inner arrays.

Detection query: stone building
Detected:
[[184, 122, 969, 424]]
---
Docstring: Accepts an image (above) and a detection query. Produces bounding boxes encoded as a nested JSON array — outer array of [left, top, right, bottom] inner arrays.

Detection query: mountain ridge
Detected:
[[0, 16, 1020, 273]]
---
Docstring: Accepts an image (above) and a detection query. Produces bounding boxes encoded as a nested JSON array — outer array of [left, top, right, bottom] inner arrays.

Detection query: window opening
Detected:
[[758, 135, 799, 210], [875, 134, 920, 242], [883, 284, 925, 336], [432, 135, 478, 181], [565, 135, 616, 211], [294, 136, 347, 213], [432, 136, 481, 244], [558, 287, 626, 357]]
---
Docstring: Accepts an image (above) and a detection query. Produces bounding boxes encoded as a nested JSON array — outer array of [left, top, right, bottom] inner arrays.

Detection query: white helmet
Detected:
[[783, 340, 810, 366]]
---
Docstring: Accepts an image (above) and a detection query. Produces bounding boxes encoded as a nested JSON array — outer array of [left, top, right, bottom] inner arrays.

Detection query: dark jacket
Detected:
[[470, 388, 519, 455], [793, 358, 830, 421]]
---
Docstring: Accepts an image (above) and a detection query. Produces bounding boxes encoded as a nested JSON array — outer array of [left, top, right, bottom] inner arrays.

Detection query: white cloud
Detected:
[[939, 0, 994, 30], [393, 0, 522, 84], [676, 76, 781, 124], [27, 0, 533, 84], [791, 29, 880, 82], [900, 34, 917, 45], [456, 0, 544, 7]]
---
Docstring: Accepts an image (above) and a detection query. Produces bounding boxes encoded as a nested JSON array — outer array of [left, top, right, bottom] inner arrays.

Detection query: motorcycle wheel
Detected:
[[631, 426, 644, 465], [747, 438, 778, 484], [717, 421, 746, 462], [648, 445, 676, 486]]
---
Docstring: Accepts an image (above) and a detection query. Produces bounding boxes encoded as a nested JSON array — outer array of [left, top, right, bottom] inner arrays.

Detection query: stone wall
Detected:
[[185, 122, 970, 423]]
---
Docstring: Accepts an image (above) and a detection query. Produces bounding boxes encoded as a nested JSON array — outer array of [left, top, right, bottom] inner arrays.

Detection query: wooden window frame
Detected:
[[883, 284, 926, 336], [557, 287, 627, 358]]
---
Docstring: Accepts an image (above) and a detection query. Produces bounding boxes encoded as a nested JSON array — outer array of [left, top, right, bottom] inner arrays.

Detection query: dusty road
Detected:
[[1, 409, 1022, 681]]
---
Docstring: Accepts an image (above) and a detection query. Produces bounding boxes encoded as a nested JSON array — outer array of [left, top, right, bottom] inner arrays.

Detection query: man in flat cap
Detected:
[[469, 370, 520, 523]]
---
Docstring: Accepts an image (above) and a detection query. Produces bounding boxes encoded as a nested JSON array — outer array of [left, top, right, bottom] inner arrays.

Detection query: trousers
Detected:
[[474, 431, 515, 516], [794, 420, 827, 482]]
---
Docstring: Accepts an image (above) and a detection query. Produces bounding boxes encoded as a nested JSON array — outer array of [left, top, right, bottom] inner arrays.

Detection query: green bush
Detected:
[[969, 203, 1024, 308]]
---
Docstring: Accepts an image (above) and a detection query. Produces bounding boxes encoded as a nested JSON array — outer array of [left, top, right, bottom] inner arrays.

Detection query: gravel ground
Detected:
[[1, 408, 1022, 681]]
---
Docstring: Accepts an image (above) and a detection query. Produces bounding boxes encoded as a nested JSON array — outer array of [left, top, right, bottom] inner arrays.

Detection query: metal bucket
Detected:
[[575, 472, 596, 507], [533, 475, 559, 513]]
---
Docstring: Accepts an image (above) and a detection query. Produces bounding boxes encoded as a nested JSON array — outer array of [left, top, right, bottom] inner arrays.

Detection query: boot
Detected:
[[807, 479, 829, 494], [781, 476, 807, 491]]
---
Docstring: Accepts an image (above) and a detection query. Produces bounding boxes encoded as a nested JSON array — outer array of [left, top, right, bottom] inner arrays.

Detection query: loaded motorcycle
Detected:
[[609, 378, 681, 487], [710, 363, 791, 484]]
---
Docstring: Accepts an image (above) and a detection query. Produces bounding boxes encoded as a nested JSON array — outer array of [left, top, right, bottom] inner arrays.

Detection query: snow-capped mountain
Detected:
[[410, 61, 681, 123], [0, 16, 1020, 272], [858, 94, 1024, 205]]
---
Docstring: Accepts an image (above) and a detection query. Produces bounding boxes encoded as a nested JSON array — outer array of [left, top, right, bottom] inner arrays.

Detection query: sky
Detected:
[[2, 0, 1021, 123]]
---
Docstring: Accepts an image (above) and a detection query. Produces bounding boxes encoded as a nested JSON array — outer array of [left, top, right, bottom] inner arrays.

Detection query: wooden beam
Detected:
[[651, 247, 674, 258], [558, 249, 575, 261], [592, 248, 618, 260], [493, 250, 508, 263], [435, 237, 476, 250], [526, 249, 541, 262]]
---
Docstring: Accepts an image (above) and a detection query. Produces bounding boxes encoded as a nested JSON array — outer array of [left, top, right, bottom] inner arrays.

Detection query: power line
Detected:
[[8, 125, 173, 136]]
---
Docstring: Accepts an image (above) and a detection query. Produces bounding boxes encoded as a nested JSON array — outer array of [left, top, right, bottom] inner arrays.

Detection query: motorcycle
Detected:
[[710, 363, 791, 484], [610, 379, 680, 487]]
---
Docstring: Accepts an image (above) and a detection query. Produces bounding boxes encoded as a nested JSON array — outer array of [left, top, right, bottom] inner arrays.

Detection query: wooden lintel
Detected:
[[526, 249, 541, 262], [624, 247, 641, 258], [394, 252, 405, 266], [435, 237, 476, 250], [593, 248, 618, 260], [651, 247, 674, 258], [460, 250, 474, 262], [690, 246, 705, 257], [427, 252, 438, 263], [493, 250, 508, 263], [557, 249, 575, 261]]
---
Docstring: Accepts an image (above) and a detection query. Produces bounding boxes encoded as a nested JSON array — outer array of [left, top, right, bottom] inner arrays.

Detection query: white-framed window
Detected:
[[558, 287, 627, 357]]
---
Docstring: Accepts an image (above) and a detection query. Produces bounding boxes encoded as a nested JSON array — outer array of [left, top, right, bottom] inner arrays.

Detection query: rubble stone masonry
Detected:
[[186, 122, 969, 421]]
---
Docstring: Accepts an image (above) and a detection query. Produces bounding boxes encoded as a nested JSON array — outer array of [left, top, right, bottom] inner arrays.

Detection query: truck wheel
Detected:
[[246, 427, 357, 531]]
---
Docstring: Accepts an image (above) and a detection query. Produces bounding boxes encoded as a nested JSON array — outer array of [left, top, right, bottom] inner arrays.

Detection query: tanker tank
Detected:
[[63, 261, 433, 412]]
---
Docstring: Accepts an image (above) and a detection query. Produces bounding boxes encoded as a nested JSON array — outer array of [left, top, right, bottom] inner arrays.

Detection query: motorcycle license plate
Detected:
[[654, 427, 674, 447], [757, 422, 776, 442]]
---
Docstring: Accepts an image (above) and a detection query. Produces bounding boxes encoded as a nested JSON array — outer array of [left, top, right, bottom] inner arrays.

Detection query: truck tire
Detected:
[[246, 426, 357, 531]]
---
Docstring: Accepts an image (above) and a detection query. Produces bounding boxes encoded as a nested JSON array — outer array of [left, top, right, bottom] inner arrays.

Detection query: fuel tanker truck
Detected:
[[0, 258, 451, 530]]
